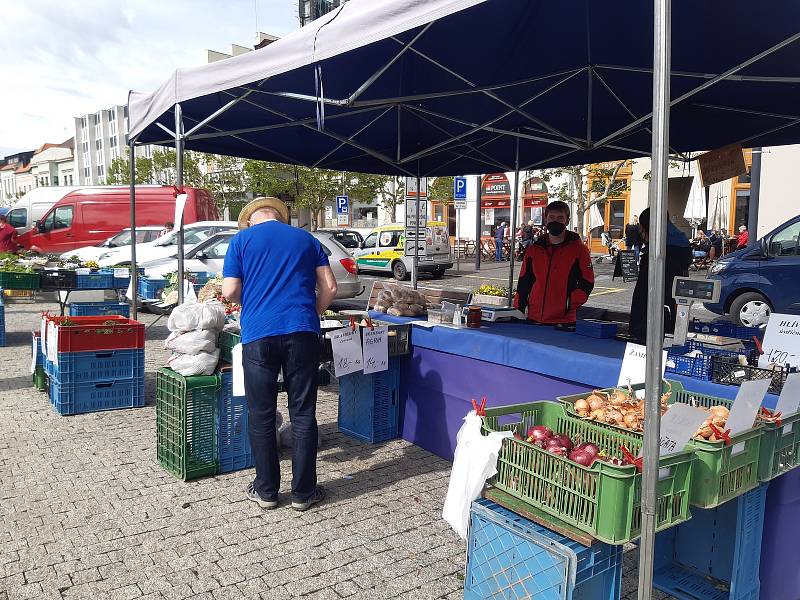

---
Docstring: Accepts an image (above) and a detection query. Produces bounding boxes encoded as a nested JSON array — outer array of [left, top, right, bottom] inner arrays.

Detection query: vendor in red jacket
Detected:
[[514, 201, 594, 327]]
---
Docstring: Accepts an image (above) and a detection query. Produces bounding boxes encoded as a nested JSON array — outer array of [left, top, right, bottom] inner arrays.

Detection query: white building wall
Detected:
[[757, 145, 800, 238]]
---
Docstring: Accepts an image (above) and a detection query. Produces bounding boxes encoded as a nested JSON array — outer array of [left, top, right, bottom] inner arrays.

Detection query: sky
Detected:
[[0, 0, 299, 159]]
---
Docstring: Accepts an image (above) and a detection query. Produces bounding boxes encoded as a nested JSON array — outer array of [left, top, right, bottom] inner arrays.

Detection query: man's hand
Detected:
[[222, 277, 242, 304], [316, 266, 337, 315]]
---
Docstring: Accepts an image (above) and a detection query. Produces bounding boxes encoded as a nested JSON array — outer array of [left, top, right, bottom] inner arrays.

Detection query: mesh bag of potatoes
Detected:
[[373, 284, 427, 317]]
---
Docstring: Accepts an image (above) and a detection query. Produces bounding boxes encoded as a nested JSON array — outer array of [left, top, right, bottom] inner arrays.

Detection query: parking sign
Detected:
[[454, 177, 467, 199], [336, 195, 349, 215]]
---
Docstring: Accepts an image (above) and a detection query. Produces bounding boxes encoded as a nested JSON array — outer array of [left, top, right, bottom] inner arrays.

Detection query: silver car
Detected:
[[141, 230, 364, 299]]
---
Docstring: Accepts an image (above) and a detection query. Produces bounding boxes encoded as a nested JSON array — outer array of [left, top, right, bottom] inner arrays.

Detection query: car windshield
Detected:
[[107, 231, 132, 247]]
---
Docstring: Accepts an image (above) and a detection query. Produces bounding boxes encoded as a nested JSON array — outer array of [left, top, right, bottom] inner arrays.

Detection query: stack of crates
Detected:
[[465, 498, 622, 600], [31, 331, 47, 392], [217, 369, 254, 473], [43, 315, 145, 415], [68, 301, 130, 318]]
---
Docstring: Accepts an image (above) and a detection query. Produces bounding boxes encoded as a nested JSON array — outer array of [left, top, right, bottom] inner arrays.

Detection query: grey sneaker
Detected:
[[291, 486, 326, 512], [246, 482, 278, 509]]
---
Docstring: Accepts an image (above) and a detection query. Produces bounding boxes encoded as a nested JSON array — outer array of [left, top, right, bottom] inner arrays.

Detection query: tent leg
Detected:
[[412, 164, 420, 290], [475, 176, 482, 271], [129, 140, 138, 321], [508, 135, 520, 306], [638, 0, 671, 599], [175, 103, 185, 305], [747, 147, 761, 242]]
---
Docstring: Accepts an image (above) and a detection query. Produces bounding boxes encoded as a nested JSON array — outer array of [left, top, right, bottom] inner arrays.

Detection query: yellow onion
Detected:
[[574, 398, 591, 415], [587, 392, 607, 411], [709, 405, 730, 420]]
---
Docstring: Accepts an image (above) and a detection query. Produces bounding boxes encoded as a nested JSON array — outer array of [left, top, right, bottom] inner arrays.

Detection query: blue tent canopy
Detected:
[[129, 0, 800, 176]]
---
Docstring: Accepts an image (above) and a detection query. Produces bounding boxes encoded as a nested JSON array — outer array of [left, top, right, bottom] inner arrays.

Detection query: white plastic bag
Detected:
[[167, 302, 226, 333], [164, 329, 218, 355], [442, 411, 512, 540], [166, 349, 220, 376]]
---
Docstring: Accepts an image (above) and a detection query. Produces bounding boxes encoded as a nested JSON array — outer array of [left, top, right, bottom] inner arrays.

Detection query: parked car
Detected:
[[6, 186, 80, 234], [704, 215, 800, 327], [141, 230, 364, 299], [16, 186, 218, 254], [61, 226, 164, 263], [353, 222, 453, 280], [316, 228, 364, 252], [97, 221, 238, 267]]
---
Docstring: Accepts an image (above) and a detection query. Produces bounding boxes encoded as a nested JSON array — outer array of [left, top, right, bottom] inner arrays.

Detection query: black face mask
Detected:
[[546, 221, 566, 236]]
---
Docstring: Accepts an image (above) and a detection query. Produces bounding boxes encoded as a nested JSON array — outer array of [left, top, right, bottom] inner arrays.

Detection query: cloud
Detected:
[[0, 0, 298, 156]]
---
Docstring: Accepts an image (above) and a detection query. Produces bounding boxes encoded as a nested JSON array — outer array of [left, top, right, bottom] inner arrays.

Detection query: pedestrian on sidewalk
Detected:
[[495, 221, 506, 262], [223, 197, 337, 512], [625, 215, 642, 262]]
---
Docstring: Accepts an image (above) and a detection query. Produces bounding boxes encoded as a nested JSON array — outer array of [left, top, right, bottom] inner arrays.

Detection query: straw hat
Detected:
[[237, 197, 290, 229]]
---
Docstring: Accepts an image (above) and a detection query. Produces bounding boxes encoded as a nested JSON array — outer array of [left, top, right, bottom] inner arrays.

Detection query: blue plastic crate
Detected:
[[338, 358, 400, 444], [217, 371, 254, 473], [666, 340, 756, 381], [653, 484, 767, 600], [690, 319, 764, 341], [46, 348, 144, 386], [465, 498, 622, 600], [576, 319, 617, 339], [50, 377, 145, 415], [76, 272, 114, 289], [0, 305, 5, 347], [68, 301, 131, 318], [138, 277, 168, 300]]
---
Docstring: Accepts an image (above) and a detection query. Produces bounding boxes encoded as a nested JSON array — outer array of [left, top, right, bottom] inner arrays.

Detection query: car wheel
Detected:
[[431, 268, 445, 279], [392, 261, 408, 281], [729, 292, 771, 327]]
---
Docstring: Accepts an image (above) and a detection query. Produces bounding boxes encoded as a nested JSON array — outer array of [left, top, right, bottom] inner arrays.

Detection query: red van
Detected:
[[17, 186, 219, 254]]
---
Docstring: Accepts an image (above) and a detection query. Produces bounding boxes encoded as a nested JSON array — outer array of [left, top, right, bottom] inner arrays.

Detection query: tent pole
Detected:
[[747, 147, 761, 243], [508, 135, 520, 306], [412, 163, 420, 290], [475, 176, 481, 271], [175, 103, 185, 305], [638, 0, 671, 598], [129, 139, 138, 321]]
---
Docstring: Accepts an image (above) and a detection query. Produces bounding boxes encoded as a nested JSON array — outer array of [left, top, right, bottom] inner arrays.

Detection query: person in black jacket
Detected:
[[628, 208, 692, 343], [624, 216, 642, 262]]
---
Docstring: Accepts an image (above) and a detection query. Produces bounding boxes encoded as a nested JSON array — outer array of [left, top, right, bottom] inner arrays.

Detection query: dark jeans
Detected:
[[242, 332, 319, 503]]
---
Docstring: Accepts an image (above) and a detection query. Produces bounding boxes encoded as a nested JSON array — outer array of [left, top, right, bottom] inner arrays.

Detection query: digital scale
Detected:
[[462, 305, 526, 322], [671, 277, 721, 346]]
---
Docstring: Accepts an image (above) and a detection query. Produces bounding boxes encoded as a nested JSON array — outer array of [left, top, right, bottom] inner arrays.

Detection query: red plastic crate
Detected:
[[45, 315, 145, 352]]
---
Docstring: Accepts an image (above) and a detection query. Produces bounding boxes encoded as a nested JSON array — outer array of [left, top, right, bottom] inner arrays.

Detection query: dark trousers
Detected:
[[242, 332, 319, 502]]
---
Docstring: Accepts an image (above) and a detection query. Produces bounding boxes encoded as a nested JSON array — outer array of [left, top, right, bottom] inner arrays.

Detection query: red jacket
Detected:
[[514, 231, 595, 324]]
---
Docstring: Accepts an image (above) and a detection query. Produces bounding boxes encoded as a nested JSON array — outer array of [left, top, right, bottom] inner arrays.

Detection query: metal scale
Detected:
[[671, 277, 721, 346]]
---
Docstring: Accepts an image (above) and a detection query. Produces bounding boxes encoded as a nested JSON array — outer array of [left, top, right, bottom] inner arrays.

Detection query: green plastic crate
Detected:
[[482, 401, 695, 545], [33, 365, 47, 392], [559, 381, 763, 508], [156, 368, 220, 481], [757, 410, 800, 482], [217, 330, 240, 364], [0, 271, 40, 290]]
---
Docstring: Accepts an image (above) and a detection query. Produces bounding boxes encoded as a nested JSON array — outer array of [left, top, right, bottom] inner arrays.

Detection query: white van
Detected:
[[6, 187, 79, 234], [353, 222, 453, 280]]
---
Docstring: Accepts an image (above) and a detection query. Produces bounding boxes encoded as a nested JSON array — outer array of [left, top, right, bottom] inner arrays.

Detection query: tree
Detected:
[[243, 160, 300, 202], [372, 175, 405, 223], [104, 149, 156, 185], [149, 149, 203, 187], [201, 154, 246, 216], [293, 167, 344, 230], [428, 176, 455, 205]]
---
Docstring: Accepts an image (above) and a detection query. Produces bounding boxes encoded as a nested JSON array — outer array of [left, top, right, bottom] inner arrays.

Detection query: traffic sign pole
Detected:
[[453, 176, 467, 274]]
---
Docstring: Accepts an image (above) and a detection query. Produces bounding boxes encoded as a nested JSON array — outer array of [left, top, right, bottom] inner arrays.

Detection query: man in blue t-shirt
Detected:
[[223, 197, 337, 512]]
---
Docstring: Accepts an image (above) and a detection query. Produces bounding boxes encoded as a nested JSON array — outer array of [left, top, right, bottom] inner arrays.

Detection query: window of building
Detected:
[[110, 135, 117, 148], [109, 109, 116, 122], [97, 165, 104, 177], [95, 139, 102, 150], [84, 166, 91, 178], [53, 176, 58, 186]]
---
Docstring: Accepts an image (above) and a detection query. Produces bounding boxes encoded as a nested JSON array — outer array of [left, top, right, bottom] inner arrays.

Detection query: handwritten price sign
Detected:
[[655, 403, 709, 457], [362, 326, 389, 374], [759, 313, 800, 369], [331, 328, 363, 377]]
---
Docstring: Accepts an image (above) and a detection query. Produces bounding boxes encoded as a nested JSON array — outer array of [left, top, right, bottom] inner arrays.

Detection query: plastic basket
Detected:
[[45, 315, 144, 352], [217, 370, 253, 473], [68, 301, 131, 318], [465, 498, 622, 600], [46, 348, 144, 386], [756, 410, 800, 482], [576, 319, 618, 339], [338, 358, 400, 444], [0, 271, 39, 290], [33, 365, 47, 392], [39, 269, 77, 291], [691, 318, 764, 341], [560, 382, 763, 508], [482, 401, 695, 544], [156, 367, 219, 481], [50, 377, 144, 415], [711, 355, 790, 395], [76, 272, 114, 289], [653, 484, 767, 600], [666, 340, 758, 381], [217, 330, 241, 363], [138, 277, 168, 300]]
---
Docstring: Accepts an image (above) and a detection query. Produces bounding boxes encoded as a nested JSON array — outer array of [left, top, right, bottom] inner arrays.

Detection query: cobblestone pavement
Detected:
[[0, 297, 673, 600]]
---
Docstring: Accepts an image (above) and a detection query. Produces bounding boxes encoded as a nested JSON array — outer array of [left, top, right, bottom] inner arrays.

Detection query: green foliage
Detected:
[[429, 176, 455, 204]]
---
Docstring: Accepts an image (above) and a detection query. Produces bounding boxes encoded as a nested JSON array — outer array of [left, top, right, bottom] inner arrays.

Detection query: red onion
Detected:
[[569, 450, 596, 467], [527, 425, 553, 441], [551, 434, 574, 452], [546, 445, 567, 456], [574, 442, 599, 458]]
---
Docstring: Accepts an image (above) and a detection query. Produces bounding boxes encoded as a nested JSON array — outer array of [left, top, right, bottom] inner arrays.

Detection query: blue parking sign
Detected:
[[453, 177, 467, 200], [336, 195, 349, 214]]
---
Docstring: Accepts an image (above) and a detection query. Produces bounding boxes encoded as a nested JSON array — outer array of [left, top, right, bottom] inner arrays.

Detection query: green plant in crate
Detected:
[[475, 284, 508, 297], [481, 400, 694, 544]]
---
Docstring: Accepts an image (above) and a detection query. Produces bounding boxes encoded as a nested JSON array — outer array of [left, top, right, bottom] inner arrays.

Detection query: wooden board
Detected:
[[483, 487, 598, 547], [366, 280, 471, 310]]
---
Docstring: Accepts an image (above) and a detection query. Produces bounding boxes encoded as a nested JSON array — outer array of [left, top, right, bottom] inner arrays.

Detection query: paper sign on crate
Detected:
[[30, 336, 37, 375], [728, 379, 771, 435], [759, 313, 800, 368], [618, 343, 668, 388], [331, 328, 363, 377], [362, 326, 388, 374], [656, 403, 710, 456], [775, 374, 800, 431]]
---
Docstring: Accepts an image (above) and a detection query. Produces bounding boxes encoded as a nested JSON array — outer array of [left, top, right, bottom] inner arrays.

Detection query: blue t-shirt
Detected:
[[223, 221, 329, 344]]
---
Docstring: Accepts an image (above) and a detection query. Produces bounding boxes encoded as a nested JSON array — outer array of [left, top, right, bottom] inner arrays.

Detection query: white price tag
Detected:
[[727, 379, 771, 435], [47, 321, 59, 367], [362, 326, 389, 374], [618, 343, 668, 387], [775, 372, 800, 417], [75, 268, 90, 275], [30, 336, 37, 374], [113, 268, 129, 278], [40, 316, 48, 358], [331, 328, 363, 377], [655, 403, 710, 456], [232, 343, 245, 397], [759, 313, 800, 368], [174, 193, 188, 229]]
